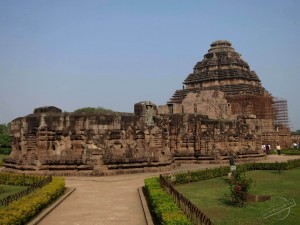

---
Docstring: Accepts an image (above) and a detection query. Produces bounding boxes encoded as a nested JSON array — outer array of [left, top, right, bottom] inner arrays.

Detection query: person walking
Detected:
[[266, 144, 270, 155], [276, 144, 281, 155]]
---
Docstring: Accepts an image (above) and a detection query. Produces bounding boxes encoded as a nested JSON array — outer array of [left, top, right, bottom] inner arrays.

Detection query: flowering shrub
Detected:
[[229, 170, 252, 207]]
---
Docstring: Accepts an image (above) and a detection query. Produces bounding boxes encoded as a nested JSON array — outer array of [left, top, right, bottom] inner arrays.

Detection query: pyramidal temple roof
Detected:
[[168, 40, 268, 104], [184, 40, 261, 85]]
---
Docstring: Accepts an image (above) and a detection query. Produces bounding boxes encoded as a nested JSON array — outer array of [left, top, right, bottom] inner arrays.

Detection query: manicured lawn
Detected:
[[176, 169, 300, 225], [281, 149, 300, 155], [0, 184, 28, 199]]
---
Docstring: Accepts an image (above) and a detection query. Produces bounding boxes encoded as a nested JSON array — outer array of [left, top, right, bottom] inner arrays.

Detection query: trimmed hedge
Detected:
[[165, 159, 300, 185], [237, 159, 300, 172], [144, 177, 192, 225], [0, 172, 50, 186], [169, 166, 230, 184], [0, 177, 65, 225]]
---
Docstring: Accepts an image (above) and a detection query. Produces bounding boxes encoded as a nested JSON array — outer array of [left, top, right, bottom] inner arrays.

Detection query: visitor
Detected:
[[276, 144, 281, 155], [266, 144, 270, 155], [262, 144, 266, 153], [293, 143, 299, 148]]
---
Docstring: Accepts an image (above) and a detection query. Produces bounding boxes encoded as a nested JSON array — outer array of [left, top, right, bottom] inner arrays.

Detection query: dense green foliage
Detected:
[[144, 177, 192, 225], [0, 155, 8, 166], [228, 170, 252, 207], [176, 169, 300, 225], [0, 173, 51, 186], [74, 107, 114, 114], [0, 148, 11, 155], [0, 177, 65, 225], [167, 166, 230, 184], [236, 159, 300, 172], [291, 129, 300, 135], [0, 124, 10, 135], [0, 124, 11, 149]]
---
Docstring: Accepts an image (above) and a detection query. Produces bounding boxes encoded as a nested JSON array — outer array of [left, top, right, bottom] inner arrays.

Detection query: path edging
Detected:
[[138, 187, 154, 225]]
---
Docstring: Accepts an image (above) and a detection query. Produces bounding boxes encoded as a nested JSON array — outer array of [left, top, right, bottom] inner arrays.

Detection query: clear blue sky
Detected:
[[0, 0, 299, 130]]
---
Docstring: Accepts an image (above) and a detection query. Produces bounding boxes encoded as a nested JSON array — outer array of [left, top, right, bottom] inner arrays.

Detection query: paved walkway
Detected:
[[38, 155, 300, 225]]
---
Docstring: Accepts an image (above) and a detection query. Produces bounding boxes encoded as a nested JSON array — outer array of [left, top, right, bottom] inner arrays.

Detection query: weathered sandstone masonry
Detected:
[[4, 40, 291, 175]]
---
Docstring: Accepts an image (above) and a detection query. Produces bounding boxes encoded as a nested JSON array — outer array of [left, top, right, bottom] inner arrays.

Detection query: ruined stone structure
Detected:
[[4, 40, 292, 175]]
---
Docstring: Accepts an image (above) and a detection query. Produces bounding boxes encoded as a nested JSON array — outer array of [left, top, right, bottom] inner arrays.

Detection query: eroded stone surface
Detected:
[[4, 41, 292, 174]]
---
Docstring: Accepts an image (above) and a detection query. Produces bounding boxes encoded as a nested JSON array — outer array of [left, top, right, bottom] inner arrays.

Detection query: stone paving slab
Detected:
[[37, 155, 300, 225], [28, 187, 76, 225]]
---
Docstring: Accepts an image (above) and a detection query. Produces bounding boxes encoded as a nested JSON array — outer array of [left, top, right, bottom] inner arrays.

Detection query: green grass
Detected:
[[0, 185, 28, 199], [175, 169, 300, 225], [281, 149, 300, 155], [0, 154, 8, 167], [270, 148, 300, 155]]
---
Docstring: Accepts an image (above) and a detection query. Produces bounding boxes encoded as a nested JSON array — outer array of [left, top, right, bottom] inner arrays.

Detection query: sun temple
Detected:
[[4, 40, 292, 175]]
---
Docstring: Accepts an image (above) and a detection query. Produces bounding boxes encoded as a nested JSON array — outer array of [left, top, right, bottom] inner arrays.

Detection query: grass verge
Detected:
[[0, 184, 28, 199]]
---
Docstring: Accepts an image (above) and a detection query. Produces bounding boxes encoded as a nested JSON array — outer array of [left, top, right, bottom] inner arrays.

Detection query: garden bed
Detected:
[[0, 173, 65, 225]]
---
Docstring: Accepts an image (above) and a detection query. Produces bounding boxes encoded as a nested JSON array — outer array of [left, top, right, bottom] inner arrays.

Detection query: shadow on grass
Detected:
[[219, 196, 233, 206]]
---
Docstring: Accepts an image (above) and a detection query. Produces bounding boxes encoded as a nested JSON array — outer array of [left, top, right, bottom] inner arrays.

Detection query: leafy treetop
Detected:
[[0, 123, 11, 148], [73, 107, 114, 114]]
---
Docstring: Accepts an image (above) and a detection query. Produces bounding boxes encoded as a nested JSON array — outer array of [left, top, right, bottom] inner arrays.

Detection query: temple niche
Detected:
[[4, 40, 292, 175]]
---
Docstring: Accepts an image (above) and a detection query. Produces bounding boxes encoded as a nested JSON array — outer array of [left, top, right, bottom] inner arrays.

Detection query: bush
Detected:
[[236, 159, 300, 172], [0, 124, 12, 148], [173, 166, 230, 184], [0, 185, 4, 194], [74, 107, 114, 114], [0, 148, 11, 155], [286, 159, 300, 169], [144, 177, 192, 225], [0, 155, 8, 167], [0, 173, 50, 186], [0, 177, 65, 225], [229, 170, 252, 207]]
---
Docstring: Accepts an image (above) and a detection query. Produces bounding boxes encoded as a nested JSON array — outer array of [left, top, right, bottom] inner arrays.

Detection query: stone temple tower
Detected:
[[167, 40, 274, 125]]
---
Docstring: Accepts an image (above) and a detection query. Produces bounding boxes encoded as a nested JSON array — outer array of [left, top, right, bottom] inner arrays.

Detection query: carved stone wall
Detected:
[[4, 40, 292, 175], [5, 103, 266, 175]]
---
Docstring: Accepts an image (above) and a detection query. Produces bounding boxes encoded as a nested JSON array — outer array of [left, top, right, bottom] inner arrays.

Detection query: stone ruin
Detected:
[[4, 40, 292, 175]]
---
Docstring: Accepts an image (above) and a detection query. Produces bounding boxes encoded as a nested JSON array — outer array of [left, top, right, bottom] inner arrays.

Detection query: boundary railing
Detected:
[[0, 173, 52, 207], [160, 174, 213, 225], [158, 159, 300, 225]]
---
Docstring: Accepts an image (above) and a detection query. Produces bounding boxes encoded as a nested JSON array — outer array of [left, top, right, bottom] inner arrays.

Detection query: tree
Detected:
[[74, 107, 114, 114], [0, 123, 10, 134], [0, 123, 12, 148], [292, 130, 300, 135]]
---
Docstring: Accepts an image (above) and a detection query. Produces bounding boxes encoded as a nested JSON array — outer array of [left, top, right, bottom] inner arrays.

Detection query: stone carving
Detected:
[[4, 41, 292, 175]]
